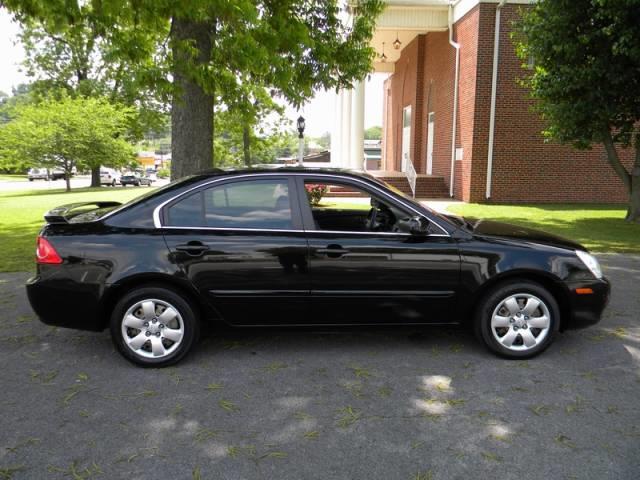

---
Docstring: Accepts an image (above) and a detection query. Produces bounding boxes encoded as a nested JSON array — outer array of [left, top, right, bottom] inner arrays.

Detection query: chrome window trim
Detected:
[[159, 225, 450, 237], [153, 172, 451, 237]]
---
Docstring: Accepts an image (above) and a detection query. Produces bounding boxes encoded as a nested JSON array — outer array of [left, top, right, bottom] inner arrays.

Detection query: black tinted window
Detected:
[[166, 179, 293, 229]]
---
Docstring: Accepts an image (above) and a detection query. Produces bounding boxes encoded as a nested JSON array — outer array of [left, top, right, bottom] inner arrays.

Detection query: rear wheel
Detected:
[[110, 286, 199, 367], [475, 281, 559, 359]]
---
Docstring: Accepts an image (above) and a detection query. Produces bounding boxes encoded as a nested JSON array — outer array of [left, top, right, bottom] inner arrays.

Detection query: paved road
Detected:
[[1, 255, 639, 479]]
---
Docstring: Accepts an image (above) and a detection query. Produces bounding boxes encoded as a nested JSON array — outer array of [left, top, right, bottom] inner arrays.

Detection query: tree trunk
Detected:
[[90, 165, 101, 188], [627, 136, 640, 223], [170, 17, 214, 180], [243, 125, 251, 166], [65, 173, 71, 192], [601, 130, 639, 222]]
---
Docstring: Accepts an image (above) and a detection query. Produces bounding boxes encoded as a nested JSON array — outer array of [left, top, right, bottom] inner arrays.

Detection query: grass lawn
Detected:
[[0, 187, 153, 272], [0, 174, 28, 182], [447, 203, 640, 253]]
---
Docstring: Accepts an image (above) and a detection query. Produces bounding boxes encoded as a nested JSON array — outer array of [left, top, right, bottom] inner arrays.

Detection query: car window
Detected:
[[302, 180, 410, 233], [166, 178, 293, 229]]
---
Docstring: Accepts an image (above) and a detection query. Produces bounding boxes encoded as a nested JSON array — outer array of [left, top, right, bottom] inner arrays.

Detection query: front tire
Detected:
[[110, 286, 199, 367], [475, 281, 560, 359]]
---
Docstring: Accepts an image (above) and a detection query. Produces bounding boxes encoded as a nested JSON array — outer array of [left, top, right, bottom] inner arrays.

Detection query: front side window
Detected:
[[303, 180, 411, 233], [166, 178, 292, 229]]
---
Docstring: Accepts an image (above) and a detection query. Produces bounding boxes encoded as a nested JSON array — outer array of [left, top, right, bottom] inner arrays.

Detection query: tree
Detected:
[[0, 96, 134, 191], [514, 0, 640, 222], [364, 126, 382, 140], [2, 1, 384, 180], [6, 4, 168, 186]]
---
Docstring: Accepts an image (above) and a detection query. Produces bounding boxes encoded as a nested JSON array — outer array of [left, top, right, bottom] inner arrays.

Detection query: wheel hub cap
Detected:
[[490, 293, 551, 352]]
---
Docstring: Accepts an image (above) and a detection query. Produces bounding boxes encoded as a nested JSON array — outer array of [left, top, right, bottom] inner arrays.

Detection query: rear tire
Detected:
[[474, 281, 559, 359], [110, 286, 200, 367]]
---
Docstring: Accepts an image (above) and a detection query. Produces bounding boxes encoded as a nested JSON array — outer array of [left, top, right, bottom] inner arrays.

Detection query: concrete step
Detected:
[[375, 174, 450, 199]]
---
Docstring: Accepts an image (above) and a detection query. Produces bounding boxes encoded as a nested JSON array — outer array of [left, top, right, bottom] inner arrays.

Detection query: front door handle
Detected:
[[175, 241, 208, 256], [316, 244, 350, 258]]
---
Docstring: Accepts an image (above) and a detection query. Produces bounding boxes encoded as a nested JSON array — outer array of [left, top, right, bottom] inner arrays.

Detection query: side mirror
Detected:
[[408, 215, 429, 235]]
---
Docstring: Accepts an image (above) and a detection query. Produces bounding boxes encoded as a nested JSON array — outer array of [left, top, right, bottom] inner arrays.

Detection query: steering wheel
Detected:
[[366, 200, 396, 232], [366, 206, 378, 231]]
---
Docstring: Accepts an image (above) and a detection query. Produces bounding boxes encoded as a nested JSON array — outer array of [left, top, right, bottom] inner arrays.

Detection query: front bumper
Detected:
[[563, 277, 611, 330]]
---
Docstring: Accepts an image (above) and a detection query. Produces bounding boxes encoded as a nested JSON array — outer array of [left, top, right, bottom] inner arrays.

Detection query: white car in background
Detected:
[[100, 168, 121, 186]]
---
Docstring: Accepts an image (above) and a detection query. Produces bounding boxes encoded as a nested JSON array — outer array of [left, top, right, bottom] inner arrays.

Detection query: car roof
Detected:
[[194, 166, 374, 181]]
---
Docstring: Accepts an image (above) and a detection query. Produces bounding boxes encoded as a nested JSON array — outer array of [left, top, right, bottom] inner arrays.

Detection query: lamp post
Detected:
[[297, 115, 305, 166]]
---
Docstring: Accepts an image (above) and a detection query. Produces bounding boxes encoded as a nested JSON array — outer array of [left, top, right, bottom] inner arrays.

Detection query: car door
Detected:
[[160, 175, 310, 326], [297, 175, 461, 325]]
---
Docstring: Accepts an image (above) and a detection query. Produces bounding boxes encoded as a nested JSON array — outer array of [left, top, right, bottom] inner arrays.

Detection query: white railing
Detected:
[[404, 160, 417, 199]]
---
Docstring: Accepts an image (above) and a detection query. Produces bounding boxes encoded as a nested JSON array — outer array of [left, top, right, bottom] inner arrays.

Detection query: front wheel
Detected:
[[475, 281, 560, 359], [110, 286, 200, 367]]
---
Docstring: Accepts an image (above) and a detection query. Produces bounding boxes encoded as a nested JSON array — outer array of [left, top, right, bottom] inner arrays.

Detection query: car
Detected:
[[100, 168, 120, 186], [120, 173, 153, 187], [27, 168, 67, 181], [27, 168, 49, 181], [26, 168, 610, 367]]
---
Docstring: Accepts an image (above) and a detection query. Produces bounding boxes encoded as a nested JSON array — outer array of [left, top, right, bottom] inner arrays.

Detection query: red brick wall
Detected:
[[420, 32, 455, 180], [470, 3, 632, 204], [453, 6, 482, 202], [382, 35, 423, 172]]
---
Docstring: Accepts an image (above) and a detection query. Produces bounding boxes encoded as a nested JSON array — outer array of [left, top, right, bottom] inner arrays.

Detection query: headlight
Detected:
[[575, 250, 603, 279]]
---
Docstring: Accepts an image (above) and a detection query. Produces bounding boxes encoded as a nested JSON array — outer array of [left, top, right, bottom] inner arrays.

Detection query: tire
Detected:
[[111, 180, 116, 187], [110, 286, 200, 367], [474, 280, 560, 359]]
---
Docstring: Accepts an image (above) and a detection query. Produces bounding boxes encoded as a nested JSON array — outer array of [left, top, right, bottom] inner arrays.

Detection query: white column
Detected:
[[340, 89, 352, 168], [349, 80, 365, 170], [331, 90, 342, 167]]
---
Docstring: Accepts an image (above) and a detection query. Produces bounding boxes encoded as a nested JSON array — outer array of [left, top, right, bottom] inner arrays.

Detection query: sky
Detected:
[[0, 8, 386, 137]]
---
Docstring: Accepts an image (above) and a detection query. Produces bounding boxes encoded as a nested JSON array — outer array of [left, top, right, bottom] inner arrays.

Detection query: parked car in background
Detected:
[[26, 168, 610, 367], [120, 173, 153, 187], [100, 168, 120, 186], [145, 168, 158, 181], [28, 168, 68, 181]]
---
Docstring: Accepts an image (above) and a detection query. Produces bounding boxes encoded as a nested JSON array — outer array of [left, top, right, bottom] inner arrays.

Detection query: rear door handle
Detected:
[[175, 241, 208, 255], [316, 244, 350, 258]]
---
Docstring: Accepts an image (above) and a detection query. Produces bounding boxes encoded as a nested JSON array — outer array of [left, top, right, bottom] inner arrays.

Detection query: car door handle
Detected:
[[316, 245, 350, 258], [175, 242, 208, 255]]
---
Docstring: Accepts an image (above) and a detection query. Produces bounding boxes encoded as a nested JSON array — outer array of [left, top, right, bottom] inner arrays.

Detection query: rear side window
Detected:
[[165, 178, 293, 229]]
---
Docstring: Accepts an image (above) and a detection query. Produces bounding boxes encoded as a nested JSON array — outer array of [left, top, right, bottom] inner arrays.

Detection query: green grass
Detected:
[[0, 174, 27, 182], [0, 187, 153, 272], [447, 203, 640, 253]]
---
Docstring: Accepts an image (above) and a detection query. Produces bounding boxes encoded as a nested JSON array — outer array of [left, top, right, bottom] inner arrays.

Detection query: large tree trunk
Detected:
[[243, 125, 251, 166], [170, 17, 214, 180], [601, 130, 640, 223], [90, 166, 101, 188], [627, 137, 640, 223]]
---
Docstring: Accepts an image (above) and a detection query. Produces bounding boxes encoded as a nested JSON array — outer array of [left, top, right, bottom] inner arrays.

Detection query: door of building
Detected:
[[426, 112, 435, 175], [402, 106, 411, 172]]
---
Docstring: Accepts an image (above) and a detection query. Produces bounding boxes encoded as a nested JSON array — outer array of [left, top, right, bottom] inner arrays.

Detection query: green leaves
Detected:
[[0, 95, 135, 174]]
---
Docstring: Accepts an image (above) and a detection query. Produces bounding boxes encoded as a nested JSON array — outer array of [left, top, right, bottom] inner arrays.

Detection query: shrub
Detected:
[[305, 183, 328, 206]]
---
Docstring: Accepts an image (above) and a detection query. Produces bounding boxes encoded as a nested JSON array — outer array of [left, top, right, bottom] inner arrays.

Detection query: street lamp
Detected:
[[297, 115, 305, 166]]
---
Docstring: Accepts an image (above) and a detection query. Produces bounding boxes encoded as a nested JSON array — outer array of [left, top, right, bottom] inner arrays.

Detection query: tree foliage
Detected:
[[514, 0, 640, 221], [1, 0, 385, 179], [364, 126, 382, 140], [0, 96, 135, 190]]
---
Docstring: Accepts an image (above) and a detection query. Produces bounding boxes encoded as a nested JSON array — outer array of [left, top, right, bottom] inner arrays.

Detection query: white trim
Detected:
[[447, 2, 461, 198], [152, 172, 452, 236], [452, 0, 535, 23], [485, 0, 506, 199]]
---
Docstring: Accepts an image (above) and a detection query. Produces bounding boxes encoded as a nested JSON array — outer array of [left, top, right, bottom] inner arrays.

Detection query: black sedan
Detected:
[[26, 168, 610, 367], [120, 174, 153, 187]]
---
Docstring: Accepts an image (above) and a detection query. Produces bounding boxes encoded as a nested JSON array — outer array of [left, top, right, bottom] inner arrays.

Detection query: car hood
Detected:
[[454, 216, 584, 251]]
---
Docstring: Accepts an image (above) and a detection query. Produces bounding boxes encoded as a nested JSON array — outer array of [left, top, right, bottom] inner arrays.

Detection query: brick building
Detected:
[[330, 0, 632, 202]]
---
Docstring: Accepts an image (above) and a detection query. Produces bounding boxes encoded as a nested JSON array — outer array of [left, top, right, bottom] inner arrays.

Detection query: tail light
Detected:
[[36, 236, 63, 264]]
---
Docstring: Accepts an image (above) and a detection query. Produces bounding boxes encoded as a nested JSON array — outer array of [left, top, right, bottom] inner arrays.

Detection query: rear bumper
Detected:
[[563, 277, 611, 330], [26, 274, 106, 332]]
